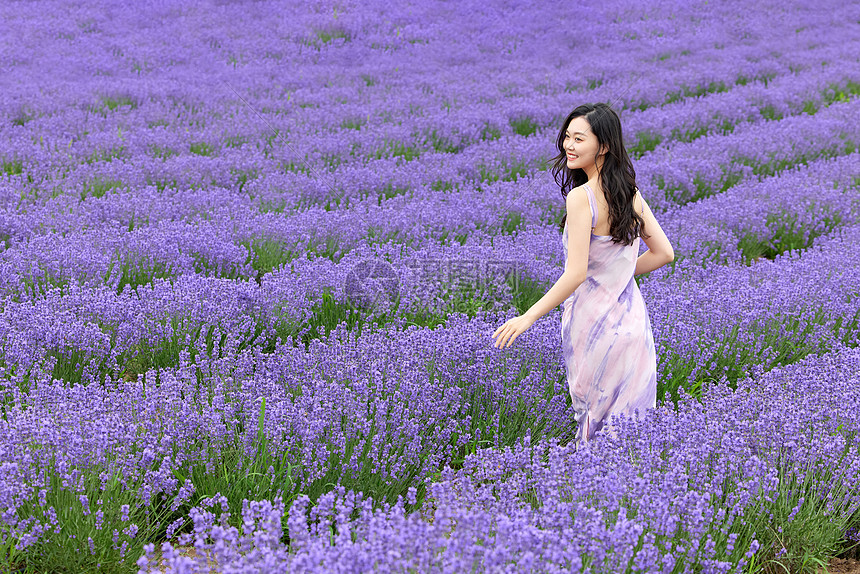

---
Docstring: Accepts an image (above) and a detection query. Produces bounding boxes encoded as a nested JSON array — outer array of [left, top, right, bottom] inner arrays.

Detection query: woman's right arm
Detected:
[[634, 192, 674, 275]]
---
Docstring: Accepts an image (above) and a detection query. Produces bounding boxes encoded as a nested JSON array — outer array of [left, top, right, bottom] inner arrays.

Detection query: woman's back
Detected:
[[560, 182, 656, 444], [562, 183, 641, 303], [586, 182, 643, 238]]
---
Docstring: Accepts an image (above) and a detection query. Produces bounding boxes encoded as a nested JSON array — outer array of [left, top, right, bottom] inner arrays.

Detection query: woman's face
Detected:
[[563, 116, 605, 171]]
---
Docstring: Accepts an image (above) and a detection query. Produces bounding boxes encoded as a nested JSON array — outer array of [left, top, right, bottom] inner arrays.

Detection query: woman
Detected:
[[492, 102, 674, 445]]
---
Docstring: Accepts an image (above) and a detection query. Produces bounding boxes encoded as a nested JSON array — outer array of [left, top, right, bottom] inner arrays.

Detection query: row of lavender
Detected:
[[3, 59, 860, 244], [4, 213, 858, 484], [3, 219, 859, 570], [4, 0, 856, 170], [1, 0, 860, 571], [2, 148, 858, 391], [144, 345, 860, 573], [3, 3, 860, 232], [2, 97, 859, 315]]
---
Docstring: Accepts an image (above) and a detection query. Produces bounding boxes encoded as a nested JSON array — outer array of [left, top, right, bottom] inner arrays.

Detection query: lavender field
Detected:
[[2, 0, 860, 572]]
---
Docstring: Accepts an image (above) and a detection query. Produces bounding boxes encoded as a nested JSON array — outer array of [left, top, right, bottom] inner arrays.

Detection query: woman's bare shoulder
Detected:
[[565, 185, 589, 206]]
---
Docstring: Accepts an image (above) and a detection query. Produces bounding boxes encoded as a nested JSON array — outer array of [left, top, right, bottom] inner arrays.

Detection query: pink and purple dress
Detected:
[[561, 183, 657, 445]]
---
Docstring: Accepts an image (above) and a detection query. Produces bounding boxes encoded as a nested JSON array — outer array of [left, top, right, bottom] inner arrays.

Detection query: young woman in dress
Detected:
[[491, 102, 674, 445]]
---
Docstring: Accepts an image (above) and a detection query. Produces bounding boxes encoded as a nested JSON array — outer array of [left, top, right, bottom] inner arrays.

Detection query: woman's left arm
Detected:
[[492, 187, 591, 348]]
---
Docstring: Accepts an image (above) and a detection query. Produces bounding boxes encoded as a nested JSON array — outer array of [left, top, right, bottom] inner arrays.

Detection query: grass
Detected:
[[658, 307, 860, 405], [664, 81, 730, 106], [103, 96, 137, 111], [820, 80, 860, 107], [313, 27, 352, 45], [660, 135, 856, 206], [510, 117, 540, 137], [148, 144, 179, 160], [631, 78, 860, 168], [32, 272, 529, 386], [341, 117, 366, 130], [107, 259, 177, 295], [86, 96, 138, 117], [190, 142, 215, 156], [740, 455, 860, 573], [426, 131, 462, 154], [2, 158, 23, 176], [86, 146, 127, 164], [230, 167, 257, 193], [4, 329, 574, 570], [499, 211, 524, 234], [81, 177, 125, 200], [478, 159, 532, 184], [628, 131, 663, 157], [737, 212, 843, 265], [628, 80, 737, 112], [241, 238, 295, 280], [1, 455, 171, 573], [11, 110, 37, 126], [372, 141, 421, 161], [16, 267, 71, 300], [377, 183, 411, 205]]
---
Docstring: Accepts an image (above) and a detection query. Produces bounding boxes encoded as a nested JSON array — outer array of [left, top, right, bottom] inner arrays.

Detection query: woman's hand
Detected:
[[492, 314, 537, 349]]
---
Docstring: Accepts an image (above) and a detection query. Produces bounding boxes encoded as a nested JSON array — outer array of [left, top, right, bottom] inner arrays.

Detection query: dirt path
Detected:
[[820, 557, 860, 574]]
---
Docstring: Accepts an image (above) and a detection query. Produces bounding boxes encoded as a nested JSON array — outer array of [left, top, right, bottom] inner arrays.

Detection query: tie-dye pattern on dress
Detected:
[[561, 183, 657, 445]]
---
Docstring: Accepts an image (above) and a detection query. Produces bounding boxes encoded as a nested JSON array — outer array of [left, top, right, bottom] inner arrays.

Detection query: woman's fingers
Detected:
[[495, 327, 516, 348], [493, 319, 523, 348], [494, 327, 508, 348], [493, 321, 509, 340]]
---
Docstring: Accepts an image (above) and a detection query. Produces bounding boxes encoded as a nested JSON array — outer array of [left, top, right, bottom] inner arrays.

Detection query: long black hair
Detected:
[[550, 102, 647, 246]]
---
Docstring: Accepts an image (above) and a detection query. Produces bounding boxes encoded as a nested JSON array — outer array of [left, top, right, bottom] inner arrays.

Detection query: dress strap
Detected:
[[583, 184, 598, 228]]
